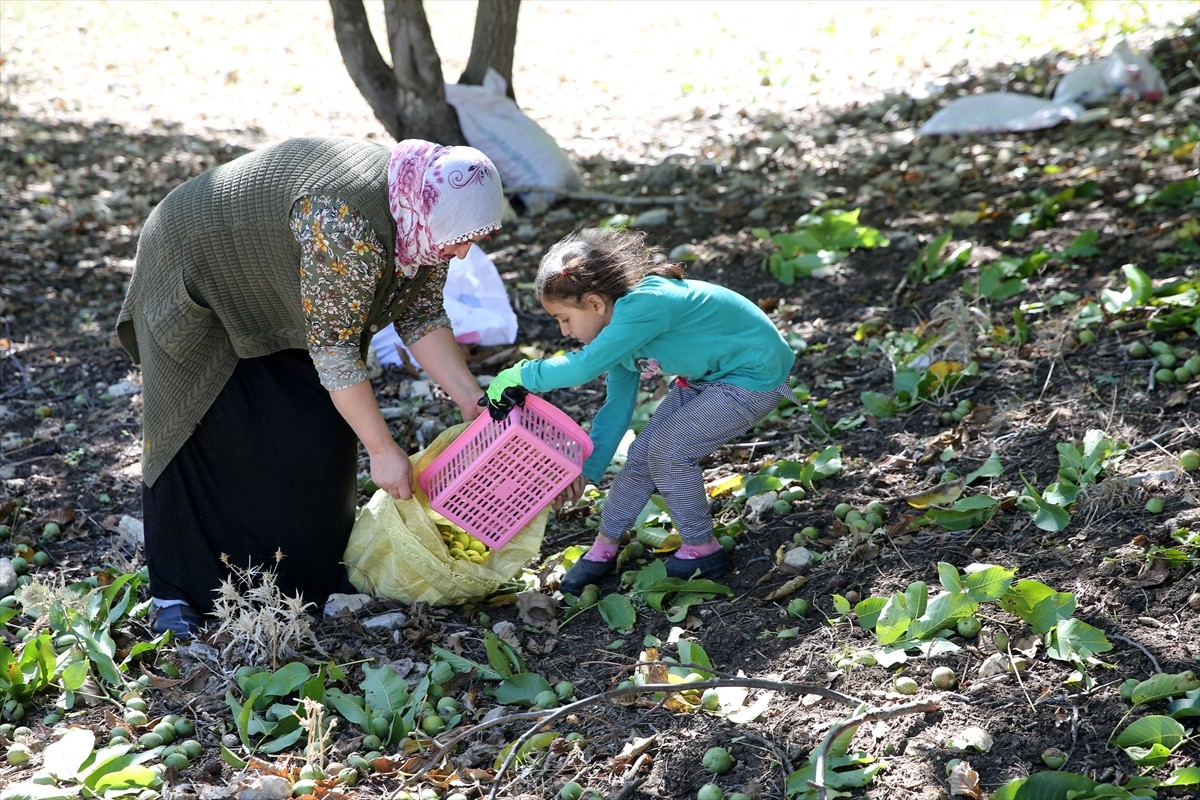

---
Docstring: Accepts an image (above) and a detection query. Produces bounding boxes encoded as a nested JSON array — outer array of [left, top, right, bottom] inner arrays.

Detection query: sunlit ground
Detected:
[[1, 0, 1192, 153]]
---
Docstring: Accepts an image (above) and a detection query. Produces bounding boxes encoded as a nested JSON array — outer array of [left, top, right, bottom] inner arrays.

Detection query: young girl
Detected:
[[486, 228, 796, 595]]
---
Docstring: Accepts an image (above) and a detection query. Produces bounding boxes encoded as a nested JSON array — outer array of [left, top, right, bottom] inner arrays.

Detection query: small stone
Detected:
[[0, 557, 17, 597], [633, 208, 670, 228], [324, 593, 372, 618], [118, 516, 144, 550], [106, 380, 142, 398], [668, 244, 698, 263], [361, 611, 409, 632], [233, 774, 292, 800], [781, 546, 815, 572]]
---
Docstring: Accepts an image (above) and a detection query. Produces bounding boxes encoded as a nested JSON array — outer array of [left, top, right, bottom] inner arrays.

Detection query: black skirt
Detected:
[[142, 349, 359, 613]]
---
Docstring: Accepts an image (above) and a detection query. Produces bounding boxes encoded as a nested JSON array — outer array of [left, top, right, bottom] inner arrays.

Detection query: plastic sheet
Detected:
[[371, 244, 518, 366]]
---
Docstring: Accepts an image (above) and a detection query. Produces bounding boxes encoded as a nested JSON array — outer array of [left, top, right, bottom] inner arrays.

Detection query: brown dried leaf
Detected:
[[515, 591, 558, 629], [948, 759, 982, 799], [765, 574, 807, 601], [1118, 555, 1172, 588]]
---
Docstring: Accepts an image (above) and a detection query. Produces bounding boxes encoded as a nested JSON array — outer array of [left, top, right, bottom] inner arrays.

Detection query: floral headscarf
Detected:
[[387, 139, 503, 278]]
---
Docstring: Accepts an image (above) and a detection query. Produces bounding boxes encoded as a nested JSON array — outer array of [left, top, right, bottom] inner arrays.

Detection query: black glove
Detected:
[[476, 385, 529, 421]]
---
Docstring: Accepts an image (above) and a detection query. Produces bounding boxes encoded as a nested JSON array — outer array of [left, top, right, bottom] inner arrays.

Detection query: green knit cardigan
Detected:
[[117, 137, 432, 486]]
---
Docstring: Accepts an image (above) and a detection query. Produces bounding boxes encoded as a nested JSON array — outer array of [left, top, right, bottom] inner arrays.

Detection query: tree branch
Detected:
[[328, 0, 400, 129], [459, 0, 521, 100]]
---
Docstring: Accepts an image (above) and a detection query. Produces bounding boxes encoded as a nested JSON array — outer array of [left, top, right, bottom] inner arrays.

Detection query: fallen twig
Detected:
[[394, 675, 864, 800], [1108, 632, 1162, 673], [811, 697, 941, 800]]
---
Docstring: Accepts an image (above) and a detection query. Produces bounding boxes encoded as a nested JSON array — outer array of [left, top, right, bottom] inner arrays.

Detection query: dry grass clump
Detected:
[[924, 295, 992, 365], [210, 551, 322, 668]]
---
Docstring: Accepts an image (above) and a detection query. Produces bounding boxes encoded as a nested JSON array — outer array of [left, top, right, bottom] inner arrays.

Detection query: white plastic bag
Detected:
[[445, 68, 581, 209], [1053, 40, 1167, 105], [919, 39, 1165, 138], [919, 93, 1085, 137], [371, 245, 518, 367]]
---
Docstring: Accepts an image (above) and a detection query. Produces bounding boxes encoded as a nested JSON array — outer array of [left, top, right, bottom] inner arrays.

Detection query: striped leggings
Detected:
[[599, 379, 791, 545]]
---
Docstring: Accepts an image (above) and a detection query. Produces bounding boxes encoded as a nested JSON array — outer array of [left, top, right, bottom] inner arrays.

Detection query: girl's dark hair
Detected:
[[535, 228, 686, 304]]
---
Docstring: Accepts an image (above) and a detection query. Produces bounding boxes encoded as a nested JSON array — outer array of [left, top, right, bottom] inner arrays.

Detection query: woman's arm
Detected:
[[328, 380, 415, 499], [408, 326, 484, 423]]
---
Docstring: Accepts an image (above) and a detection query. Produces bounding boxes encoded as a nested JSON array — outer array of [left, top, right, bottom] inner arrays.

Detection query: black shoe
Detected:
[[559, 554, 618, 596], [664, 549, 730, 581], [150, 603, 204, 638]]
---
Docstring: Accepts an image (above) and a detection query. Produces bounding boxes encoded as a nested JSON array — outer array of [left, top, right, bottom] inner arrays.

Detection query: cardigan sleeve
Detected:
[[290, 195, 385, 390]]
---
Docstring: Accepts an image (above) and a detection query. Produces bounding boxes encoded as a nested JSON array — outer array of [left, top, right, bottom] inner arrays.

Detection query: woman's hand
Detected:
[[459, 396, 484, 423], [369, 443, 415, 500], [553, 476, 585, 510]]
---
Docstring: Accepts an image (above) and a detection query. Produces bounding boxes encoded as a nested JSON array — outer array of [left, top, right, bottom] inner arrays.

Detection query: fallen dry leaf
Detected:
[[902, 478, 965, 509], [948, 759, 982, 799], [515, 591, 558, 629]]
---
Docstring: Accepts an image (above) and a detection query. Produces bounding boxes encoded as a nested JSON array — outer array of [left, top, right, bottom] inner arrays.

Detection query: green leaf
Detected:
[[808, 446, 843, 482], [1061, 230, 1101, 259], [0, 784, 83, 800], [430, 645, 502, 682], [1130, 670, 1200, 706], [1032, 500, 1072, 532], [481, 634, 517, 679], [874, 592, 913, 645], [853, 596, 888, 630], [77, 743, 148, 787], [743, 473, 785, 497], [963, 566, 1015, 603], [1167, 688, 1200, 719], [676, 639, 713, 678], [495, 731, 561, 769], [1114, 714, 1186, 751], [964, 451, 1003, 485], [908, 592, 976, 640], [59, 659, 89, 693], [937, 562, 963, 594], [324, 688, 371, 731], [999, 579, 1056, 619], [1120, 742, 1173, 768], [1046, 618, 1111, 662], [598, 593, 637, 632], [240, 662, 311, 702], [41, 727, 95, 781], [220, 743, 247, 770], [989, 771, 1097, 800], [860, 391, 897, 418], [362, 663, 410, 717], [494, 672, 554, 706], [91, 764, 161, 792], [259, 720, 304, 754], [1162, 766, 1200, 787], [1022, 592, 1080, 633]]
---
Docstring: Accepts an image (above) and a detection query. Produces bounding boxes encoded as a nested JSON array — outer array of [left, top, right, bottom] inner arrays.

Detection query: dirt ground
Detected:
[[1, 2, 1199, 799]]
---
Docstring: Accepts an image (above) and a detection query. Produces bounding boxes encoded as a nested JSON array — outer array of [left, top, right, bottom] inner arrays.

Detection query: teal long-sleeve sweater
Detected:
[[520, 276, 796, 482]]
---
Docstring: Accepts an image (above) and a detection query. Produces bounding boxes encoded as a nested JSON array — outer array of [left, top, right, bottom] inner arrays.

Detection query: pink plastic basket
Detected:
[[418, 394, 594, 550]]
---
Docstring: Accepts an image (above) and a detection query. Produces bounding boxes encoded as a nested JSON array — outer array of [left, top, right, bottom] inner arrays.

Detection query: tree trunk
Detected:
[[459, 0, 521, 101], [329, 0, 465, 144]]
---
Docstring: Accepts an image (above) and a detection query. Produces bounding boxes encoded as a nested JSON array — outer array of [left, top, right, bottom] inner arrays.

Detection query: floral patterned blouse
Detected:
[[289, 195, 451, 390]]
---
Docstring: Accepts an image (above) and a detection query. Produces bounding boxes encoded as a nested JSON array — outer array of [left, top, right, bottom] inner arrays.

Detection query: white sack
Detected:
[[445, 68, 581, 210]]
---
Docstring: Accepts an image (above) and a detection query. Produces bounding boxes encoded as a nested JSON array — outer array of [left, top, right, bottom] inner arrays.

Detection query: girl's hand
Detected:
[[369, 444, 415, 500]]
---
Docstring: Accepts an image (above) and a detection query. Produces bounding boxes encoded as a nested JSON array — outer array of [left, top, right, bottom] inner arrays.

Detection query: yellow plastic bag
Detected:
[[343, 422, 547, 605]]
